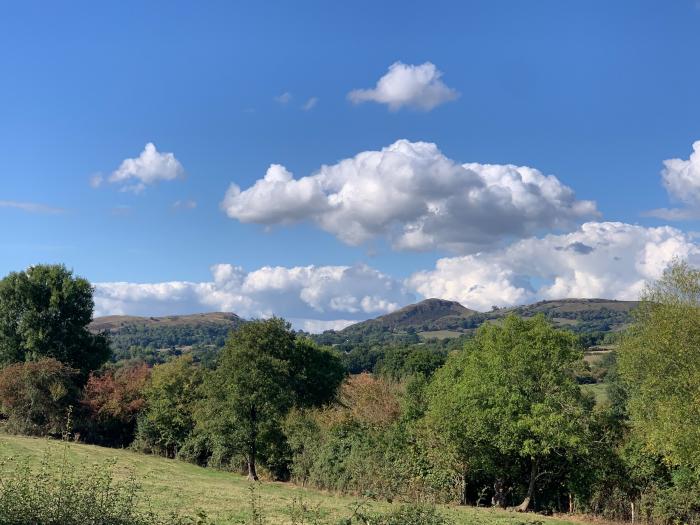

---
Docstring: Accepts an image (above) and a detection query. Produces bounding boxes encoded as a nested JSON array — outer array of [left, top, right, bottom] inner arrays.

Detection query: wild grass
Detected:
[[0, 433, 581, 525]]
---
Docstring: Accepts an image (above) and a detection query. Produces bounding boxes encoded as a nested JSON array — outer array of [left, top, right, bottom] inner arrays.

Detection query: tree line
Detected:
[[1, 263, 699, 522]]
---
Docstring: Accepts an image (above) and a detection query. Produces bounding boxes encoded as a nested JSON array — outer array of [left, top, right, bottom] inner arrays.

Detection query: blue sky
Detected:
[[2, 1, 700, 329]]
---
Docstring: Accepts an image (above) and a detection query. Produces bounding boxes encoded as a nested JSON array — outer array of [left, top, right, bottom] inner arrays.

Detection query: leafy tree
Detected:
[[0, 358, 79, 435], [135, 355, 205, 457], [426, 315, 592, 511], [618, 260, 700, 469], [200, 318, 345, 480], [377, 346, 447, 381], [0, 264, 110, 377]]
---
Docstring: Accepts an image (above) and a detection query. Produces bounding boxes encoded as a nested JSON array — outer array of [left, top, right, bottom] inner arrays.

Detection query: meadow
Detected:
[[0, 434, 580, 525]]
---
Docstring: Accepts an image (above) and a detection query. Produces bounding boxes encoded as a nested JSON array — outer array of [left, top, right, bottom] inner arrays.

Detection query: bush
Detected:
[[0, 439, 206, 525], [0, 358, 79, 436], [369, 503, 453, 525], [80, 363, 150, 446]]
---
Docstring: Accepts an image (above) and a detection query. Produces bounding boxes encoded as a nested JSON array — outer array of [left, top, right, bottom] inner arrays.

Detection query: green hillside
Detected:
[[90, 299, 636, 372], [0, 434, 579, 525], [89, 312, 243, 363], [318, 298, 637, 344]]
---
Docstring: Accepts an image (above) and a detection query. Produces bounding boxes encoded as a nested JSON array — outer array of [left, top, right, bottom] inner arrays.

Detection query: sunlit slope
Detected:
[[0, 434, 581, 525]]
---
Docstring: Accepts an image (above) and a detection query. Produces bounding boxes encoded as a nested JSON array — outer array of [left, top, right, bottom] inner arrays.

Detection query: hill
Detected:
[[0, 434, 580, 525], [91, 299, 638, 368], [90, 311, 243, 332], [348, 298, 476, 332], [319, 297, 638, 343], [90, 312, 243, 363]]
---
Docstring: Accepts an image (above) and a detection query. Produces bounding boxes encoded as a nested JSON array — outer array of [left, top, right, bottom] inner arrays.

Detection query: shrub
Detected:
[[0, 439, 206, 525], [0, 358, 79, 436], [370, 503, 453, 525], [81, 363, 150, 446]]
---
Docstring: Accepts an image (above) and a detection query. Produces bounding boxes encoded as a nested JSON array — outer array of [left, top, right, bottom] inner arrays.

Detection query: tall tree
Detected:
[[0, 265, 110, 377], [202, 318, 345, 480], [426, 315, 592, 511], [618, 260, 700, 469], [135, 354, 205, 457]]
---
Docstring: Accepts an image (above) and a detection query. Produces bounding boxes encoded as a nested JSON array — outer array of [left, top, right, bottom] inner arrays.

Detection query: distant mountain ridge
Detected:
[[90, 312, 243, 359], [92, 299, 639, 362], [90, 312, 242, 333], [322, 297, 639, 343]]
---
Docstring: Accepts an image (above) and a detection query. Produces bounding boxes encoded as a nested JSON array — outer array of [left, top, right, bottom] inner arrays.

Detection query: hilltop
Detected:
[[322, 297, 638, 342], [91, 298, 638, 365], [90, 311, 242, 332], [347, 298, 476, 332], [89, 312, 243, 362]]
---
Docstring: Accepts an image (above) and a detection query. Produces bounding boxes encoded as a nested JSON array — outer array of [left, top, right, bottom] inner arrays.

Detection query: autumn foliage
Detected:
[[80, 363, 151, 446]]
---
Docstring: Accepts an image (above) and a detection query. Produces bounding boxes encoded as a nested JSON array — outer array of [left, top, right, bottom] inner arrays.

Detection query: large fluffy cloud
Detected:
[[94, 263, 413, 331], [648, 141, 700, 220], [93, 222, 699, 329], [408, 221, 700, 311], [103, 143, 185, 193], [662, 140, 700, 205], [222, 140, 599, 253], [348, 62, 459, 111]]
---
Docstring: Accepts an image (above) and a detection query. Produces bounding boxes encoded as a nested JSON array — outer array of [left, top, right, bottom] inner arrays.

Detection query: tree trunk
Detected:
[[247, 454, 259, 481], [516, 458, 538, 512], [247, 407, 259, 481]]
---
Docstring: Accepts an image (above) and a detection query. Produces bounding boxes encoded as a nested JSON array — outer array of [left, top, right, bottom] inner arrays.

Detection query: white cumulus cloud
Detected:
[[348, 62, 459, 111], [407, 221, 700, 311], [92, 222, 699, 329], [648, 141, 700, 220], [107, 143, 185, 193], [222, 140, 599, 253], [662, 140, 700, 205], [94, 263, 413, 332]]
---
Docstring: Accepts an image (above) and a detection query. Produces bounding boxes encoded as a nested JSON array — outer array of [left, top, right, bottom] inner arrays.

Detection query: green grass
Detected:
[[418, 330, 465, 340], [582, 350, 612, 364], [0, 434, 584, 525], [581, 382, 609, 405]]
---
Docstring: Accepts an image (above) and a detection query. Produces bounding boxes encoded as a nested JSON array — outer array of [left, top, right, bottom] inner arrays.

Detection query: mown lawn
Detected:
[[0, 434, 581, 525]]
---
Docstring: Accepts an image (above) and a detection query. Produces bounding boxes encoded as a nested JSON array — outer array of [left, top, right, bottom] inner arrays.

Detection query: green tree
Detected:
[[201, 318, 345, 480], [135, 354, 205, 457], [426, 315, 592, 511], [618, 260, 700, 468], [0, 265, 110, 377]]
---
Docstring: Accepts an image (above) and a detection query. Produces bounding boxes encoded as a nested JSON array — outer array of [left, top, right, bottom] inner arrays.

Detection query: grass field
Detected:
[[0, 434, 583, 525], [581, 382, 609, 405], [418, 330, 465, 340]]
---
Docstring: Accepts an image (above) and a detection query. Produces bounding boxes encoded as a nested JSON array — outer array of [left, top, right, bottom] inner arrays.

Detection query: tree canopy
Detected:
[[426, 315, 592, 510], [200, 318, 346, 480], [0, 264, 110, 377], [618, 260, 700, 469]]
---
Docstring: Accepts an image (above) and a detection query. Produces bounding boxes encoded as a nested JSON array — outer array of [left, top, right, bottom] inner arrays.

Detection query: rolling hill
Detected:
[[91, 298, 638, 366], [89, 312, 243, 361], [322, 297, 638, 342]]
